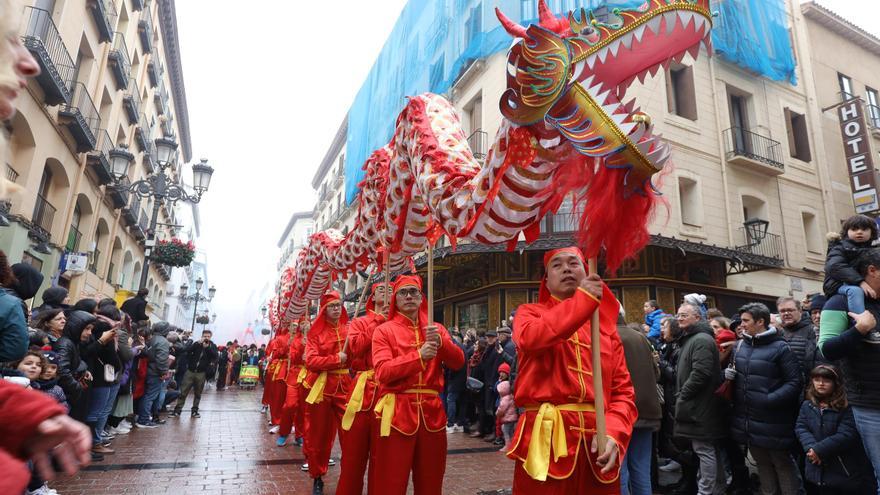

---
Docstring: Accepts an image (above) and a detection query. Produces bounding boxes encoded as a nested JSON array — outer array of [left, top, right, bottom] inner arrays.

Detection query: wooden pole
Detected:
[[588, 257, 607, 455], [427, 244, 434, 324], [342, 268, 374, 355]]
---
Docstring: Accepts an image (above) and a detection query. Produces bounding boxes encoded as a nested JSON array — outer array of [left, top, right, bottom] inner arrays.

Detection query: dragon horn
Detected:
[[538, 0, 554, 25], [495, 6, 528, 39], [569, 7, 587, 33]]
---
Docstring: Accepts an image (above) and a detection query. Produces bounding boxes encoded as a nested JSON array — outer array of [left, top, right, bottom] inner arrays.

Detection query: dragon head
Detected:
[[497, 0, 712, 194]]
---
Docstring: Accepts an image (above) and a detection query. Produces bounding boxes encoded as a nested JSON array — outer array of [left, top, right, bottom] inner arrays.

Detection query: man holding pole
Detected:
[[337, 281, 390, 494], [266, 324, 290, 431], [507, 247, 636, 494], [276, 319, 306, 447], [370, 274, 465, 495], [302, 292, 351, 495]]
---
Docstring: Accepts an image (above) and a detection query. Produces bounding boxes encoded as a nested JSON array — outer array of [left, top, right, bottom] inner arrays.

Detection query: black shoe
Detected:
[[154, 418, 167, 425], [493, 437, 505, 446], [312, 477, 324, 495], [191, 411, 201, 418], [483, 435, 497, 443], [169, 411, 180, 418], [91, 452, 105, 462]]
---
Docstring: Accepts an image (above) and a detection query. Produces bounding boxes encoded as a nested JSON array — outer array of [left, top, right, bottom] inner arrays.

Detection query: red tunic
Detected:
[[304, 321, 349, 399], [345, 310, 386, 412], [372, 314, 465, 434], [508, 285, 636, 484]]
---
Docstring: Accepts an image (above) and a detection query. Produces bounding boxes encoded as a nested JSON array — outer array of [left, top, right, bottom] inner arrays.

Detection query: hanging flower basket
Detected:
[[196, 314, 210, 325], [152, 238, 195, 267]]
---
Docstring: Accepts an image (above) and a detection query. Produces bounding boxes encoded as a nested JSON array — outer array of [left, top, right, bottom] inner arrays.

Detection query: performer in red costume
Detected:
[[276, 319, 306, 447], [336, 282, 390, 495], [266, 323, 291, 429], [507, 247, 636, 494], [370, 275, 465, 495], [302, 292, 351, 495]]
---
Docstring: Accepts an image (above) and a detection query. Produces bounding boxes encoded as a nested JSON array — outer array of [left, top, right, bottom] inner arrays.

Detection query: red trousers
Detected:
[[368, 426, 446, 495], [278, 381, 305, 439], [304, 393, 346, 478], [336, 410, 378, 495], [512, 437, 621, 495], [260, 375, 272, 406], [269, 378, 287, 425]]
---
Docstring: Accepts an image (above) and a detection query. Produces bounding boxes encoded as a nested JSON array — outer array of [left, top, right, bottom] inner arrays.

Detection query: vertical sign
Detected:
[[838, 97, 880, 214]]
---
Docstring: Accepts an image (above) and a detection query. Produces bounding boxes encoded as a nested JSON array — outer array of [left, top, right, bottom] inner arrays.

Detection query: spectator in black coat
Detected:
[[478, 329, 503, 442], [728, 302, 804, 495], [31, 286, 69, 320], [82, 307, 123, 454], [823, 215, 877, 314], [171, 329, 217, 418], [796, 364, 876, 495], [777, 296, 819, 380], [52, 310, 97, 421], [9, 262, 43, 321], [120, 288, 149, 324], [443, 335, 467, 432]]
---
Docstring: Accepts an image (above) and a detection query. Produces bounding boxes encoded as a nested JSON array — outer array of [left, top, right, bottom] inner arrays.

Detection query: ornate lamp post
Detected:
[[179, 277, 217, 333], [108, 135, 215, 290]]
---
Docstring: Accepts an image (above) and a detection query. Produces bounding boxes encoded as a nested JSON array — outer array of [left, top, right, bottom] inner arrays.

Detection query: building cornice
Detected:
[[278, 211, 313, 247], [157, 0, 193, 162], [802, 2, 880, 58], [311, 116, 348, 189]]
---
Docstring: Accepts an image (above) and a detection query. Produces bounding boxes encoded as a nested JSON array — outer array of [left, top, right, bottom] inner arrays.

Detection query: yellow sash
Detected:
[[341, 369, 375, 431], [374, 389, 438, 437], [271, 359, 288, 381], [296, 366, 308, 384], [522, 402, 596, 482], [304, 369, 348, 404]]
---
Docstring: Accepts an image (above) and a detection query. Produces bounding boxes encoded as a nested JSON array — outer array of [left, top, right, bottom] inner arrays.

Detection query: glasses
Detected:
[[397, 288, 422, 298], [675, 313, 696, 319]]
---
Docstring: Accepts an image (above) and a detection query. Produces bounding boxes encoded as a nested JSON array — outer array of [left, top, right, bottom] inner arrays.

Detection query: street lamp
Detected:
[[179, 277, 216, 333], [743, 217, 770, 245], [106, 134, 216, 290]]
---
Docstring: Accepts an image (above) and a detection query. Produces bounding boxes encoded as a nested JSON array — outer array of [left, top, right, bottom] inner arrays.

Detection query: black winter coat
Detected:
[[83, 320, 122, 388], [731, 328, 803, 449], [823, 237, 871, 296], [120, 296, 149, 322], [822, 296, 880, 409], [52, 310, 97, 402], [185, 340, 218, 373], [795, 401, 875, 493], [782, 315, 818, 379], [674, 322, 726, 440], [444, 340, 467, 393]]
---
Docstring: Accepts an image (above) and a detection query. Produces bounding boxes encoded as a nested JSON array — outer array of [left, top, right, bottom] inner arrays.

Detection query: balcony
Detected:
[[146, 59, 162, 88], [107, 32, 131, 90], [31, 194, 56, 242], [65, 225, 82, 252], [21, 7, 74, 106], [467, 129, 488, 161], [2, 164, 19, 214], [138, 209, 150, 237], [868, 104, 880, 135], [131, 0, 144, 11], [87, 0, 117, 43], [135, 112, 150, 151], [723, 127, 784, 175], [58, 82, 100, 152], [142, 142, 156, 173], [89, 248, 100, 274], [107, 176, 131, 209], [154, 80, 168, 115], [138, 12, 153, 54], [87, 129, 114, 185], [122, 194, 139, 227], [729, 226, 785, 273], [161, 112, 174, 137], [123, 78, 140, 124]]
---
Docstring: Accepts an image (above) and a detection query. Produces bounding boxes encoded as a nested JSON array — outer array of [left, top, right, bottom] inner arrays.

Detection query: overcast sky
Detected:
[[174, 0, 878, 343]]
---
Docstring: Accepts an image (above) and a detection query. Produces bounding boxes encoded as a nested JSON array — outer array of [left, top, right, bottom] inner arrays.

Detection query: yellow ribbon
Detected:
[[523, 402, 596, 482], [271, 359, 288, 381], [342, 370, 375, 431], [374, 389, 438, 437], [296, 366, 308, 385], [305, 369, 348, 405]]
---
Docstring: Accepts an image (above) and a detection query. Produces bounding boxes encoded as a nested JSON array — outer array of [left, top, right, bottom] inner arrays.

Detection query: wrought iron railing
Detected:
[[135, 112, 150, 151], [66, 225, 82, 251], [106, 262, 115, 283], [467, 129, 488, 160], [89, 248, 101, 274], [60, 82, 101, 151], [722, 127, 783, 170], [138, 209, 149, 233], [868, 104, 880, 129], [108, 32, 131, 89], [138, 11, 153, 53], [147, 59, 162, 88], [21, 6, 74, 105], [108, 176, 131, 208], [143, 141, 157, 173], [734, 227, 784, 262], [32, 193, 56, 236], [89, 0, 117, 43], [5, 163, 19, 182], [154, 79, 168, 115], [87, 128, 114, 185], [123, 78, 141, 124]]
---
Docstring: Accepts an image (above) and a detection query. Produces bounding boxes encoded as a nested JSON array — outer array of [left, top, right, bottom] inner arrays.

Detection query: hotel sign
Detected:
[[839, 97, 880, 214]]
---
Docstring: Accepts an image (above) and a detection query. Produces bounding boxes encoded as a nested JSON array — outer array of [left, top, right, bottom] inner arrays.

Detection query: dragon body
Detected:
[[275, 0, 713, 325]]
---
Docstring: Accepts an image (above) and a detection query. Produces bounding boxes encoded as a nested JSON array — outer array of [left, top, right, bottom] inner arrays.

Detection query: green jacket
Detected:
[[674, 322, 726, 440]]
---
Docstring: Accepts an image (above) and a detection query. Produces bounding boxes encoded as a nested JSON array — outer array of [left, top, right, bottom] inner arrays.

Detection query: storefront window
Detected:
[[457, 299, 488, 332]]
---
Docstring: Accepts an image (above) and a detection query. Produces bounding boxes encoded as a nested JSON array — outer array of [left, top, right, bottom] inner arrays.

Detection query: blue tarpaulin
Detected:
[[344, 0, 797, 204]]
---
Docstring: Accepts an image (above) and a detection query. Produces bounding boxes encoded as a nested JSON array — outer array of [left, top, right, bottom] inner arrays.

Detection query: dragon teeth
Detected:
[[646, 15, 662, 35], [665, 12, 677, 35], [585, 53, 598, 70], [633, 25, 646, 43], [608, 39, 621, 58], [597, 47, 609, 64], [620, 34, 633, 50]]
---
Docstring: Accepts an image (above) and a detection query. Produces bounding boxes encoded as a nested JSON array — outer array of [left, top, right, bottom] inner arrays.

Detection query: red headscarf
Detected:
[[310, 291, 349, 335], [539, 247, 587, 303], [365, 281, 391, 313], [387, 274, 428, 327]]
